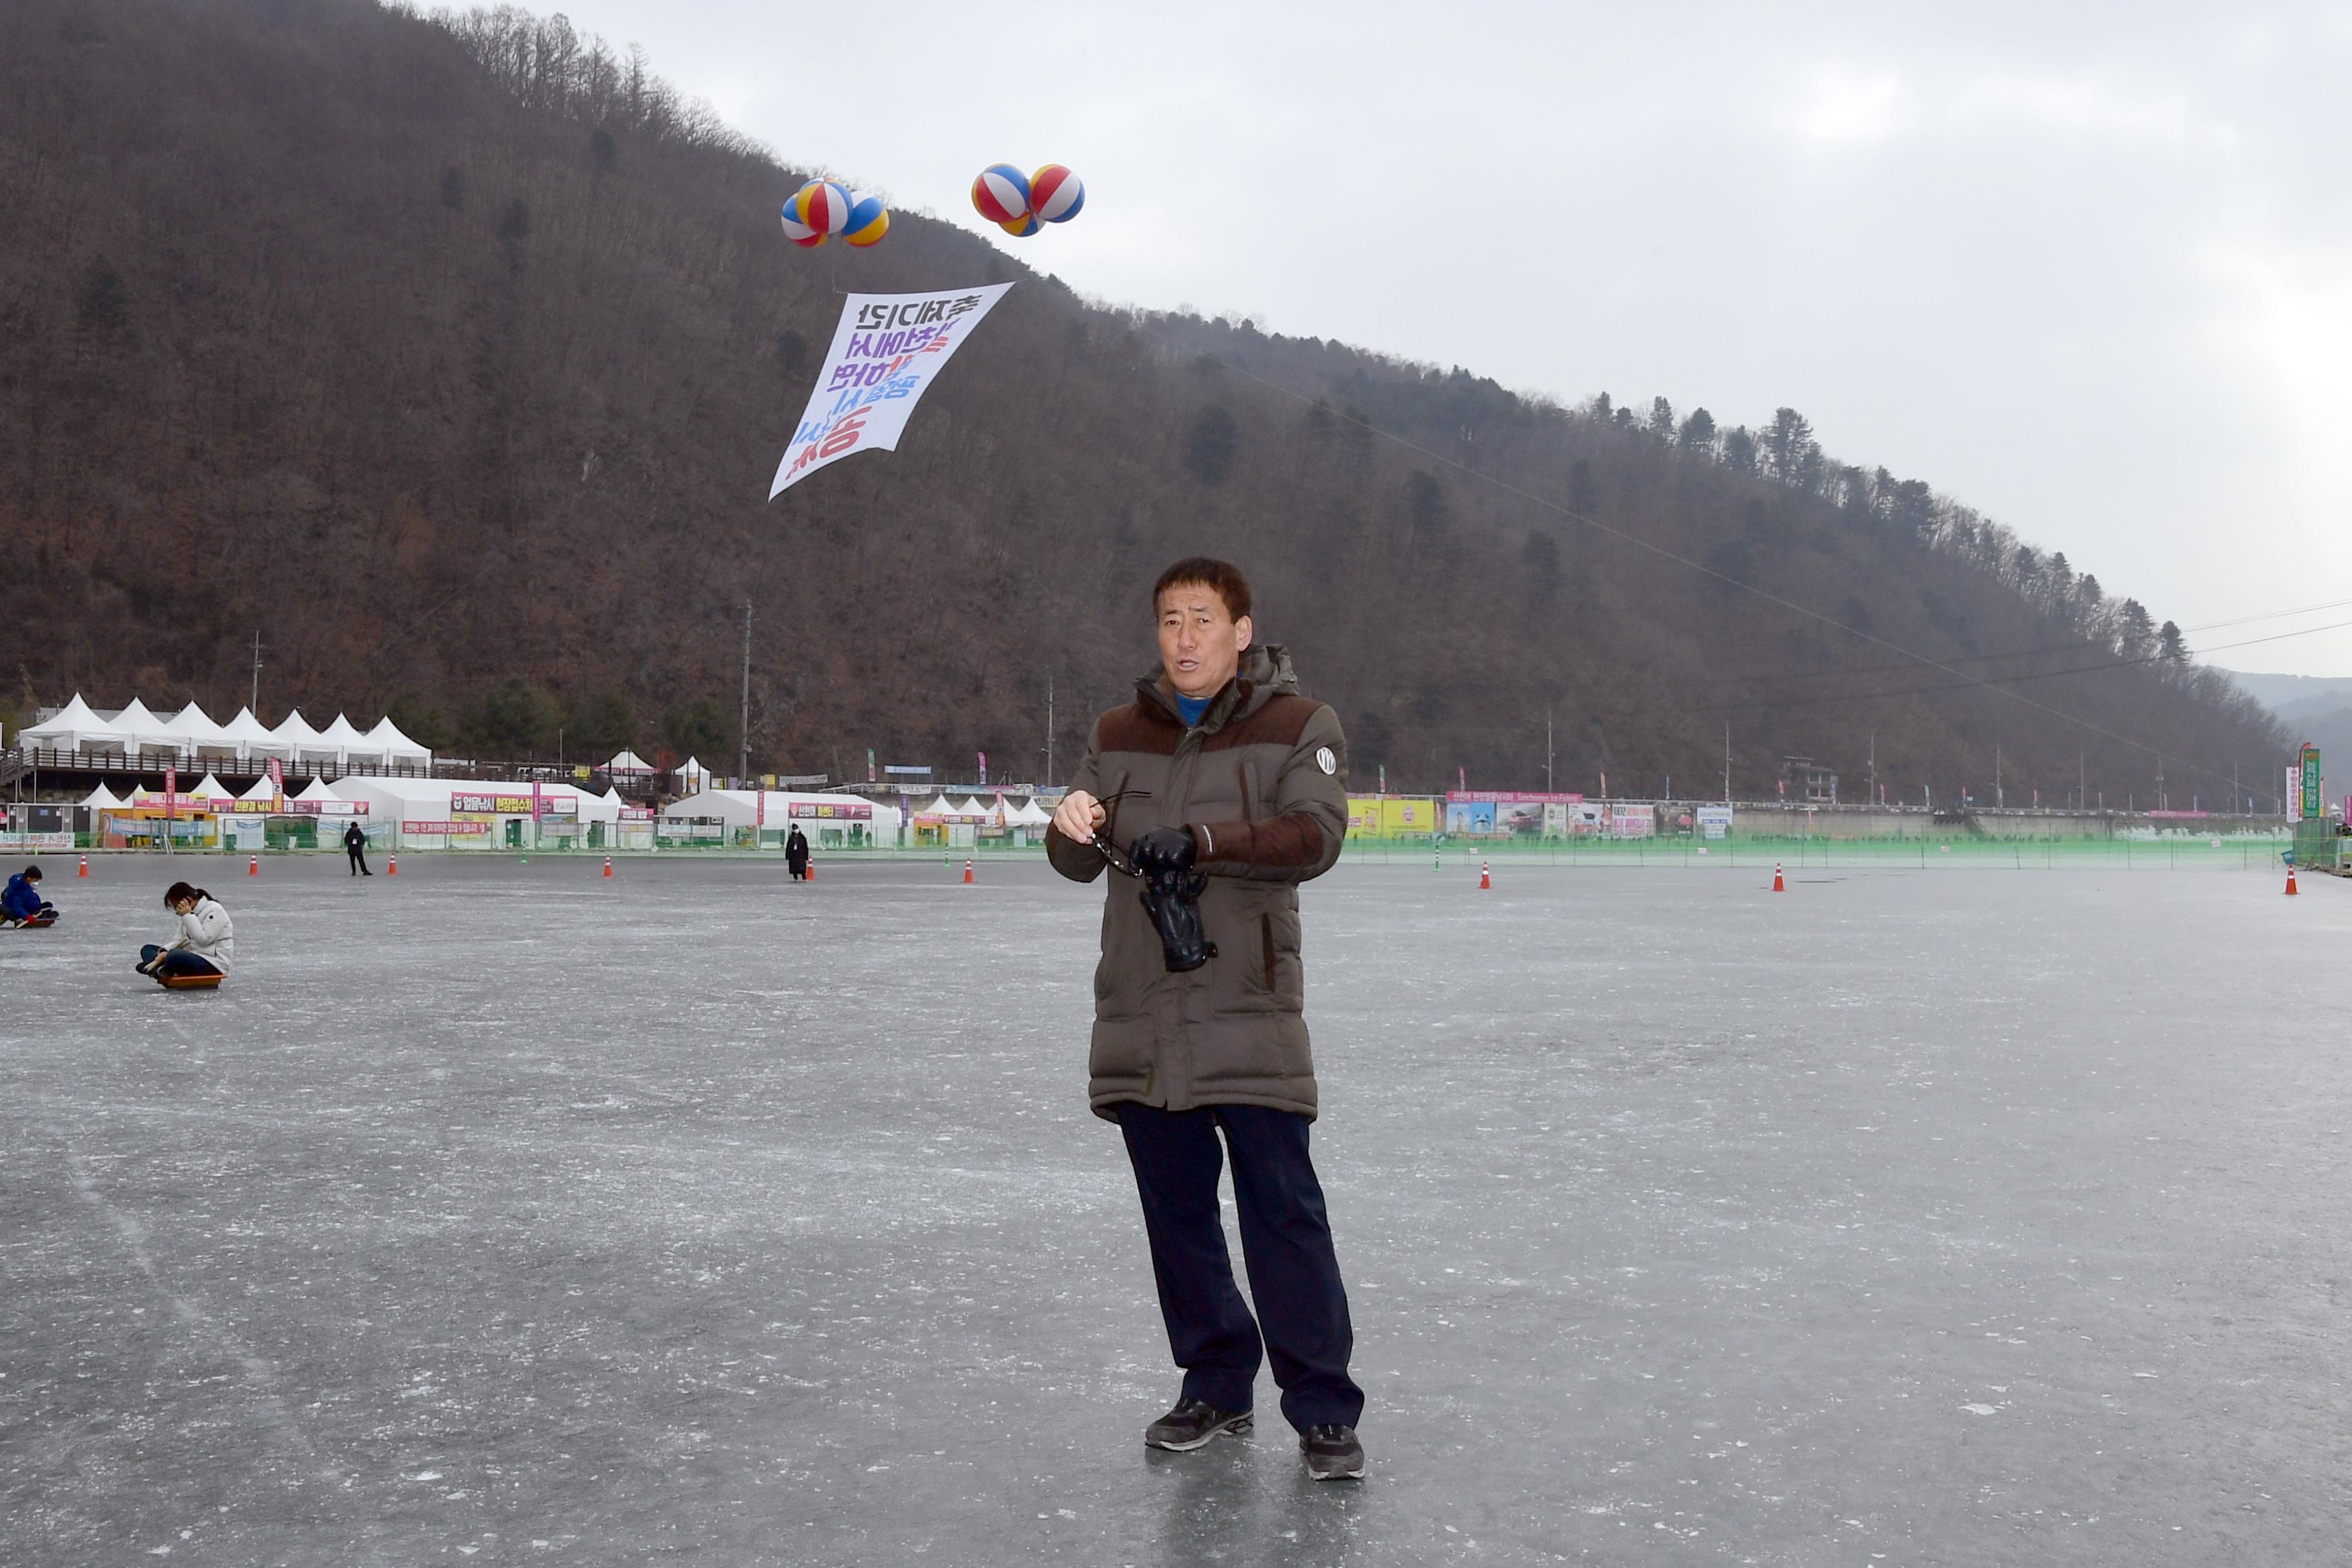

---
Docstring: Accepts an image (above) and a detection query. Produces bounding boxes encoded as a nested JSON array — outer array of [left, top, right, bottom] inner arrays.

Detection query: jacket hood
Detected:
[[1136, 643, 1301, 728]]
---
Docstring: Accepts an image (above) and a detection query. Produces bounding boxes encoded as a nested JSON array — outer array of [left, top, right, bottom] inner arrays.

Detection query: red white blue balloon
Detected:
[[792, 179, 854, 236], [779, 201, 823, 246], [999, 215, 1040, 239], [1028, 164, 1084, 224], [970, 164, 1031, 226]]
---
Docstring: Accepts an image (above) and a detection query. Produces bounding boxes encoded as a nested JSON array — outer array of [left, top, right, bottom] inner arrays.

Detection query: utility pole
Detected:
[[1545, 709, 1554, 794], [1045, 674, 1055, 787], [2081, 751, 2087, 814], [1995, 743, 2003, 809], [1868, 731, 1876, 808], [250, 630, 264, 714], [738, 601, 752, 789], [1722, 721, 1730, 803]]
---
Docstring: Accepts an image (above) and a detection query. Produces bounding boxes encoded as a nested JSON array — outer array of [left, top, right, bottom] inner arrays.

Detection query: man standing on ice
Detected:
[[1047, 558, 1366, 1481]]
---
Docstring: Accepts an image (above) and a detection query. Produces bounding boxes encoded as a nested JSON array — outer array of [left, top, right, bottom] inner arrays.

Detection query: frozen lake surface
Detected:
[[3, 854, 2347, 1565]]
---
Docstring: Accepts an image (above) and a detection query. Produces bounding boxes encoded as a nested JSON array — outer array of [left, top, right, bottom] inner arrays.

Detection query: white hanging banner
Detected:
[[769, 283, 1014, 498]]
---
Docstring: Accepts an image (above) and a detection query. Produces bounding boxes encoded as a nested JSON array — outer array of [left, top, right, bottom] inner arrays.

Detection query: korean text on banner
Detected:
[[769, 284, 1015, 498]]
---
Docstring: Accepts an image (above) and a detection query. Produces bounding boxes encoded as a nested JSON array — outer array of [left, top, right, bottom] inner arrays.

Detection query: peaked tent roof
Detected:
[[109, 698, 181, 748], [165, 701, 231, 748], [316, 713, 378, 754], [271, 709, 329, 749], [240, 774, 282, 802], [362, 715, 432, 761], [188, 772, 234, 802], [295, 776, 342, 802], [915, 794, 956, 817], [956, 796, 993, 818], [217, 706, 282, 754], [607, 749, 652, 773], [79, 782, 126, 810], [19, 694, 123, 749], [1008, 798, 1053, 826]]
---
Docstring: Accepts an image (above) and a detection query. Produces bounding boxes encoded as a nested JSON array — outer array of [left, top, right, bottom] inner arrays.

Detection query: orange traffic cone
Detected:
[[2286, 865, 2299, 896], [805, 863, 816, 883], [963, 858, 975, 885], [248, 854, 259, 877], [387, 853, 398, 876], [1479, 860, 1491, 890], [1772, 861, 1785, 892], [603, 854, 613, 878], [77, 854, 88, 878]]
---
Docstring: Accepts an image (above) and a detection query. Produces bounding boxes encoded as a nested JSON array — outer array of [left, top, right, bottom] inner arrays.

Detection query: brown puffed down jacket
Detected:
[[1046, 643, 1348, 1121]]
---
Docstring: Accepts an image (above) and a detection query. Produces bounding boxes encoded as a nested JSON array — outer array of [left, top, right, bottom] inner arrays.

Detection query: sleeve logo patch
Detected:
[[1315, 747, 1337, 775]]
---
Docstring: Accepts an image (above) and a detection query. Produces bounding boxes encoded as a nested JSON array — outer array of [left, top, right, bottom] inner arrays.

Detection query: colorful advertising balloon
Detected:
[[843, 192, 890, 248], [1028, 164, 1084, 224], [970, 163, 1032, 226]]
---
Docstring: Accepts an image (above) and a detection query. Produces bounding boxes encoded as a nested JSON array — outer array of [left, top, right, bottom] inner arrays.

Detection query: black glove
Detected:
[[1128, 827, 1215, 972], [1128, 825, 1198, 876]]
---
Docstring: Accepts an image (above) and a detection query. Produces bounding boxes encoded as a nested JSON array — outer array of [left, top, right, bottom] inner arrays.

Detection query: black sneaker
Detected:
[[1299, 1424, 1366, 1480], [1144, 1398, 1253, 1451]]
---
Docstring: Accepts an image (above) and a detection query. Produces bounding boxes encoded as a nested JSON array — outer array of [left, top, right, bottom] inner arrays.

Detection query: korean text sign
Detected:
[[769, 284, 1015, 498]]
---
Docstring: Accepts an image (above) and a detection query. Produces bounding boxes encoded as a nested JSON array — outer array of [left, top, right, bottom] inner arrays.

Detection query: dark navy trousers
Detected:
[[1119, 1102, 1365, 1433]]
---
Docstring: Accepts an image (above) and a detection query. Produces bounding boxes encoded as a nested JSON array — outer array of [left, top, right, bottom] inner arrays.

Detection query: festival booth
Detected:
[[165, 703, 239, 767], [333, 777, 618, 851], [660, 789, 903, 850], [75, 783, 126, 841], [676, 756, 713, 795], [606, 749, 654, 779], [313, 713, 381, 766], [20, 694, 126, 758], [108, 698, 182, 764], [270, 709, 340, 767], [603, 789, 654, 850], [1005, 796, 1053, 846], [218, 705, 289, 761], [365, 716, 433, 769]]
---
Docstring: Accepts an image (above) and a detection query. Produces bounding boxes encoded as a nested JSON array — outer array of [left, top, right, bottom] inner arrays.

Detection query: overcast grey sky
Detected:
[[514, 1, 2352, 675]]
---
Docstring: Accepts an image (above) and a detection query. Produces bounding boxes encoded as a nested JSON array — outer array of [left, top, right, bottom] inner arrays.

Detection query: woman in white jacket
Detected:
[[139, 881, 234, 985]]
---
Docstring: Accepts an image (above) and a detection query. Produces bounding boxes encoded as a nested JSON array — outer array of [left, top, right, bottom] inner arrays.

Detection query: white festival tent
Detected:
[[19, 694, 124, 752], [315, 713, 380, 763], [364, 716, 433, 766], [956, 796, 994, 820], [1008, 797, 1053, 828], [606, 750, 653, 775], [239, 774, 282, 805], [915, 794, 957, 818], [332, 777, 622, 849], [188, 772, 234, 805], [295, 776, 344, 804], [79, 783, 126, 811], [662, 789, 905, 838], [270, 709, 338, 761], [219, 706, 288, 760], [109, 698, 181, 753], [678, 756, 712, 792], [166, 701, 235, 755]]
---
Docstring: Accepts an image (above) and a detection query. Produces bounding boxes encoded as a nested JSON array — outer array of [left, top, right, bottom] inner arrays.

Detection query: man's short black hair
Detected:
[[1153, 558, 1251, 623], [21, 864, 40, 881]]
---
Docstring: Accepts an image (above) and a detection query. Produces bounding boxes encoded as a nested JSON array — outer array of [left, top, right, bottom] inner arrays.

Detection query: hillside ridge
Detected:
[[0, 0, 2284, 805]]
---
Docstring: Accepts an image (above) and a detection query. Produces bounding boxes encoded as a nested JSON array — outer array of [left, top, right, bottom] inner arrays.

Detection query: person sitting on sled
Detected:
[[137, 881, 234, 984], [2, 864, 56, 926]]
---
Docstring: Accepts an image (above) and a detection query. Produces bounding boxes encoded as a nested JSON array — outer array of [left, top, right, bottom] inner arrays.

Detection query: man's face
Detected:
[[1157, 583, 1252, 700]]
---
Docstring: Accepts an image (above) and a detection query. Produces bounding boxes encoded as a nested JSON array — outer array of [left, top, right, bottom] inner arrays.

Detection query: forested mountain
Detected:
[[0, 0, 2288, 805]]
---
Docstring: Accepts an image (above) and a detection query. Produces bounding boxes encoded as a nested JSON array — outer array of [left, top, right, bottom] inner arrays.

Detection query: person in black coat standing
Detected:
[[343, 819, 372, 876], [785, 823, 810, 881]]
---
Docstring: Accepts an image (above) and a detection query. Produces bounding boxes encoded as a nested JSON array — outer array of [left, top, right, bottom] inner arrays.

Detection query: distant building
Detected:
[[1781, 756, 1838, 804]]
